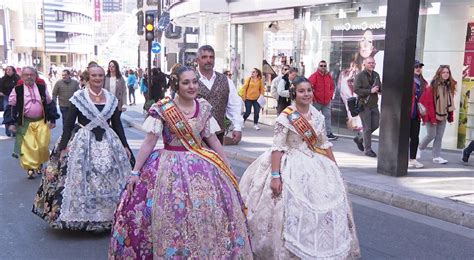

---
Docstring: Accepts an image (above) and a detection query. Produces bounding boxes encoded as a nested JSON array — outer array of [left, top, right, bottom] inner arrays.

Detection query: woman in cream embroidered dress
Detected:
[[240, 76, 360, 259], [108, 65, 252, 259], [32, 64, 132, 231]]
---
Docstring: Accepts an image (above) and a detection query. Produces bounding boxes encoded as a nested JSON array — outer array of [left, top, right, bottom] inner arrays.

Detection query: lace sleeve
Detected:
[[142, 116, 163, 137], [202, 116, 221, 138], [271, 122, 289, 152], [315, 114, 333, 149]]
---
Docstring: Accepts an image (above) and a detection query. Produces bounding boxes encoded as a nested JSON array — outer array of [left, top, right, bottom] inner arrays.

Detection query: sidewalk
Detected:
[[122, 102, 474, 229]]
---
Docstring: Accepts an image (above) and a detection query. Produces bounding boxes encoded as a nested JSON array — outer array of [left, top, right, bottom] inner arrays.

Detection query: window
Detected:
[[55, 31, 68, 42], [56, 11, 64, 21], [60, 55, 67, 63]]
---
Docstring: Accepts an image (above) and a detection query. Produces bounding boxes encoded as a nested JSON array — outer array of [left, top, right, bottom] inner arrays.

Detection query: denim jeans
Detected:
[[312, 102, 332, 135], [242, 100, 260, 124], [60, 106, 69, 127]]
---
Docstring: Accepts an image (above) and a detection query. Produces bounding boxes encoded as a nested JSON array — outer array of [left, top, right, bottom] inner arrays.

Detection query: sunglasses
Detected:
[[414, 65, 422, 69], [283, 68, 289, 71], [439, 65, 450, 68], [319, 65, 327, 68]]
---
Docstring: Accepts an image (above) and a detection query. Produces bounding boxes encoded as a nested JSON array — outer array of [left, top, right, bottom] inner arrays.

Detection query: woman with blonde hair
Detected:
[[419, 65, 457, 164], [241, 67, 265, 130]]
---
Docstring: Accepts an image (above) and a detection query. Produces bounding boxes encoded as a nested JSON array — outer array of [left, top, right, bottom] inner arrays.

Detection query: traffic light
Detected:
[[137, 11, 144, 35], [145, 12, 155, 41]]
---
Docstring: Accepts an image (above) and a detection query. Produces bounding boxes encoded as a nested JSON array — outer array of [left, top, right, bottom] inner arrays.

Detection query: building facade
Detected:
[[103, 0, 123, 13], [43, 0, 94, 70], [166, 0, 474, 150], [0, 0, 45, 72]]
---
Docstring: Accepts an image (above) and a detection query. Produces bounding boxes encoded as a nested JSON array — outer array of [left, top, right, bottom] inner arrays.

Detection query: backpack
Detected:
[[270, 75, 282, 99]]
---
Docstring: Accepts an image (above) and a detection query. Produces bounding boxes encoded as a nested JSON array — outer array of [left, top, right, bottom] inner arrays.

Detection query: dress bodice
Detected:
[[271, 106, 332, 154], [143, 98, 215, 148]]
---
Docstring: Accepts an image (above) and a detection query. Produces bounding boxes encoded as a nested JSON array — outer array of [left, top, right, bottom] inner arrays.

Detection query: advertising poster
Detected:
[[458, 22, 474, 148], [329, 20, 385, 132]]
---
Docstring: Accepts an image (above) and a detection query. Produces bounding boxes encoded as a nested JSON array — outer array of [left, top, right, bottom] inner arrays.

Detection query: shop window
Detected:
[[60, 55, 67, 63]]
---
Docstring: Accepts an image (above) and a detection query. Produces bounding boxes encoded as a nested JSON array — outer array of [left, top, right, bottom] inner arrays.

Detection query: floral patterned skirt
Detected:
[[32, 132, 131, 232], [108, 149, 252, 259]]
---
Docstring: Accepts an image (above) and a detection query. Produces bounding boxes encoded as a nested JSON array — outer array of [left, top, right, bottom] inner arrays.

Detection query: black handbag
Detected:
[[347, 97, 361, 117]]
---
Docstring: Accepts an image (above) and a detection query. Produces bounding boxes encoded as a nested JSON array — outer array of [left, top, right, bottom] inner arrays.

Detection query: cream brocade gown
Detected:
[[239, 106, 360, 259]]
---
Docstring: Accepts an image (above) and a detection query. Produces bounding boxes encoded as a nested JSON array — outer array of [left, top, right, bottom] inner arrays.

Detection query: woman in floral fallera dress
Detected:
[[240, 76, 360, 259], [109, 65, 252, 259]]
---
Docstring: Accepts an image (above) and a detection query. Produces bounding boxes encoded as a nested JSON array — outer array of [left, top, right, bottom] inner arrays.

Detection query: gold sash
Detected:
[[282, 107, 328, 157], [156, 98, 244, 206]]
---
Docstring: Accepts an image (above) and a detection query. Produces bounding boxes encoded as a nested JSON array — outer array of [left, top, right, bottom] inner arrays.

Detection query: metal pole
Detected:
[[147, 40, 152, 102], [137, 43, 140, 68]]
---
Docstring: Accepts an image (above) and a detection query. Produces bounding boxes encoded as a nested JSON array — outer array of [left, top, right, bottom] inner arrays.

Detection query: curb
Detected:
[[121, 114, 474, 229]]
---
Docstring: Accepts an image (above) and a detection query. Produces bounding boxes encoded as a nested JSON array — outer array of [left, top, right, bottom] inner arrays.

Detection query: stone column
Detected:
[[377, 0, 421, 177], [242, 23, 264, 79]]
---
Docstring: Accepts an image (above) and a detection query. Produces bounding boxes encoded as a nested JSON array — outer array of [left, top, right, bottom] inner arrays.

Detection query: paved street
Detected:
[[0, 115, 473, 259]]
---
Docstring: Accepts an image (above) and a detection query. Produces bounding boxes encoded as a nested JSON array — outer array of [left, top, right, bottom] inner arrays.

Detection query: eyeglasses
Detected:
[[319, 65, 327, 68]]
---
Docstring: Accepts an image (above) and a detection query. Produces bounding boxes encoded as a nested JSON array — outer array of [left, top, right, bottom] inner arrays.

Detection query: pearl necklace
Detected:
[[89, 88, 103, 102]]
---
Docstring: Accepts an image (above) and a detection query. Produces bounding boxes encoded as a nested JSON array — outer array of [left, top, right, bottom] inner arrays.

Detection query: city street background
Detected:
[[1, 101, 473, 259]]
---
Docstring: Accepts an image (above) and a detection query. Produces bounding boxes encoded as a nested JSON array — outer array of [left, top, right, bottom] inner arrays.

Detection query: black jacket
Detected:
[[0, 73, 20, 97]]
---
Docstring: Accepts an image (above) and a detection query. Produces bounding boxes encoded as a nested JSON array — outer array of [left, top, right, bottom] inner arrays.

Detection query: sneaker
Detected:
[[365, 150, 377, 157], [353, 136, 364, 152], [433, 157, 448, 164], [462, 148, 469, 163], [327, 133, 338, 141], [408, 159, 424, 168], [254, 124, 260, 130]]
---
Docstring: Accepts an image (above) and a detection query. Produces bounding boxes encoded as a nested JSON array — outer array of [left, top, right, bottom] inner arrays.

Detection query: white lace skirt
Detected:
[[240, 148, 360, 259]]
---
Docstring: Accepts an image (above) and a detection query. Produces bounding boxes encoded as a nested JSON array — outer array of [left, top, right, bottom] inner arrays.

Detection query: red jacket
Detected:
[[419, 86, 454, 124], [308, 71, 334, 105]]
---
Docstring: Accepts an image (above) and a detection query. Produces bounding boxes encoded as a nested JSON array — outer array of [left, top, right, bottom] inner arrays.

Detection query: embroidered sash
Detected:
[[156, 98, 244, 204], [282, 107, 328, 157]]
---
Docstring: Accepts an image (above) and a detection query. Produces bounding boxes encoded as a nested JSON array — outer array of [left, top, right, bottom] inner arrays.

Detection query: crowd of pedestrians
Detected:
[[0, 42, 472, 259]]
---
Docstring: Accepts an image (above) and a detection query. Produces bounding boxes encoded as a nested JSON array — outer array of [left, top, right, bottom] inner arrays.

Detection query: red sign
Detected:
[[463, 23, 474, 78], [94, 0, 101, 22]]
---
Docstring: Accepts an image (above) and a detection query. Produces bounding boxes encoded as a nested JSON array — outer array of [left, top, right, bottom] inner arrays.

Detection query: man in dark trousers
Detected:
[[353, 56, 382, 157]]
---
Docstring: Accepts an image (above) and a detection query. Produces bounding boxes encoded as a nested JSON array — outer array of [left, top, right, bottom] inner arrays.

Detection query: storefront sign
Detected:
[[333, 21, 386, 31]]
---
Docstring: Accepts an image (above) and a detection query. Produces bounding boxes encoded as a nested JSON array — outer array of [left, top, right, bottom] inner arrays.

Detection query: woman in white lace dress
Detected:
[[240, 76, 360, 259]]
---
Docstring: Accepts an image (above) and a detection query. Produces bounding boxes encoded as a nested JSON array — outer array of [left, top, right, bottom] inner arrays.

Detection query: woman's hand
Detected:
[[270, 178, 282, 199], [126, 175, 139, 194]]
